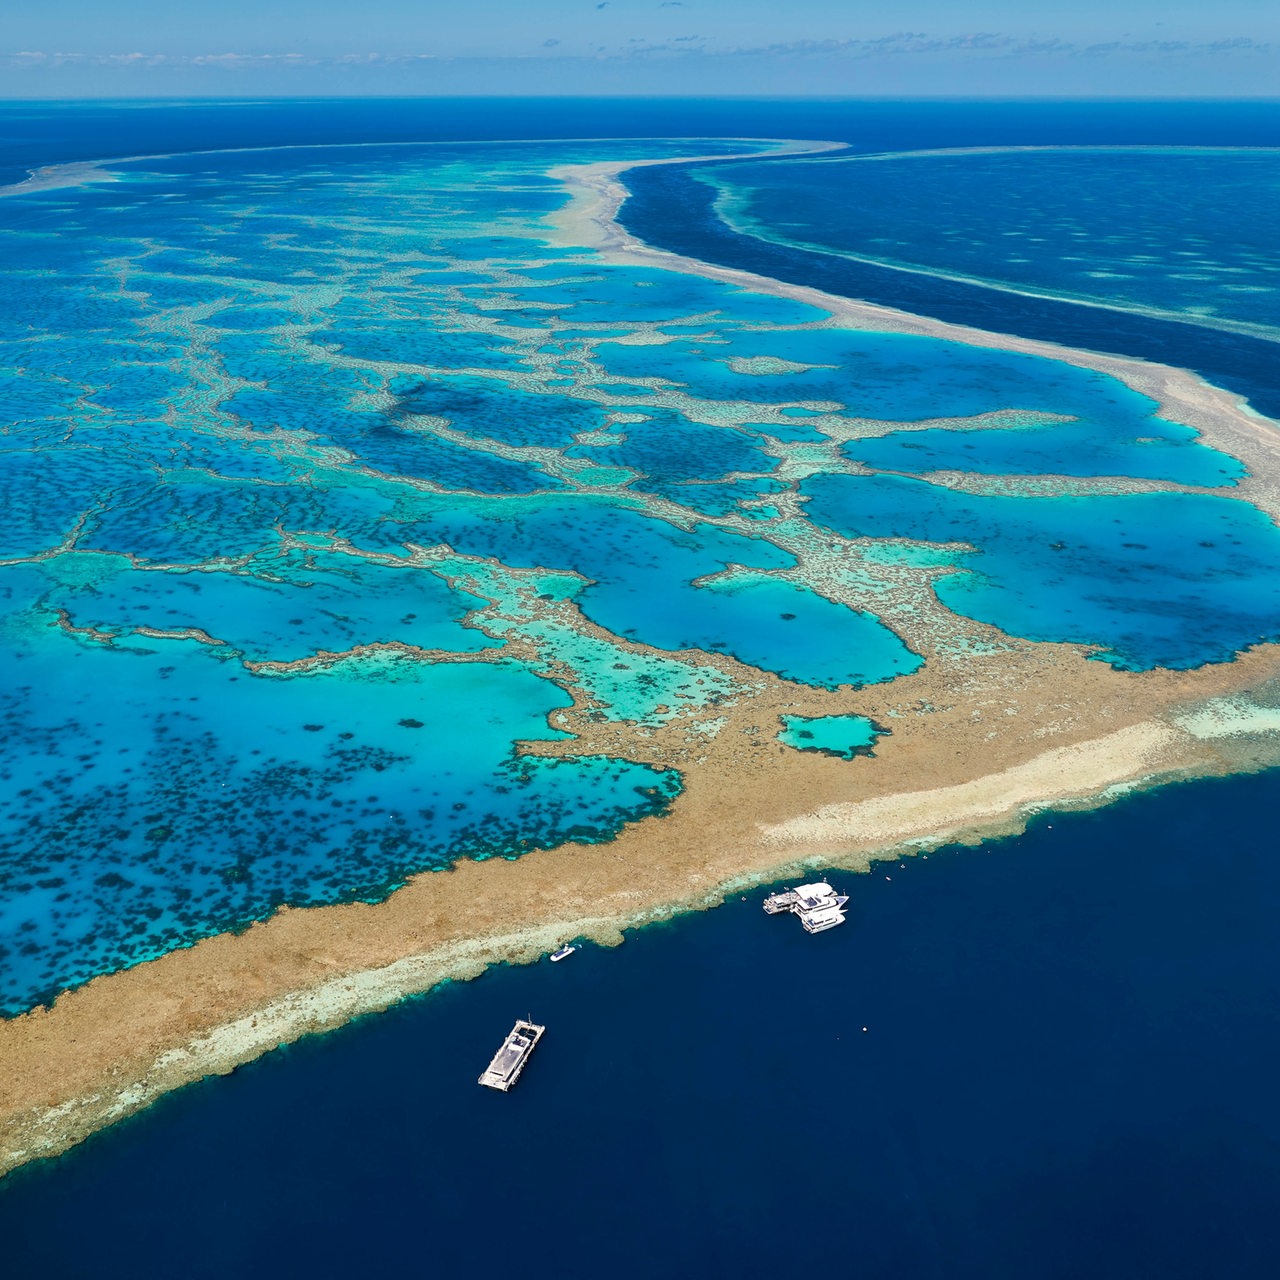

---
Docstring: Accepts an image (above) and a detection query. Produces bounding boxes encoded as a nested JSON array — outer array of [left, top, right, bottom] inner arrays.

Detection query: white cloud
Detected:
[[0, 33, 1272, 73]]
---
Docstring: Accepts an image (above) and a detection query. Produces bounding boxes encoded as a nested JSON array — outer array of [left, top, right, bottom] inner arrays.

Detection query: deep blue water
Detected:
[[6, 97, 1280, 187], [703, 149, 1280, 339], [4, 769, 1280, 1279]]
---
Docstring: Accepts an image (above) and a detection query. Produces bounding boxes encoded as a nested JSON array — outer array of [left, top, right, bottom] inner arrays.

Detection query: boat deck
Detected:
[[763, 890, 799, 914], [478, 1019, 546, 1091]]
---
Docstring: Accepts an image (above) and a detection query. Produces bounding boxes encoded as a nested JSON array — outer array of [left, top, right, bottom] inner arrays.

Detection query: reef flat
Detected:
[[3, 136, 1280, 1176]]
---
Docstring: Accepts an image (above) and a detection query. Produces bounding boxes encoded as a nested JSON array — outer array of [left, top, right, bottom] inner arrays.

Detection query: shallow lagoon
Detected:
[[804, 474, 1280, 669], [0, 624, 678, 1014], [779, 711, 883, 757]]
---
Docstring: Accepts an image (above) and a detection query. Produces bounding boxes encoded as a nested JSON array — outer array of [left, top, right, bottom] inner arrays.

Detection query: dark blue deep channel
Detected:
[[622, 152, 1280, 423], [5, 769, 1280, 1279]]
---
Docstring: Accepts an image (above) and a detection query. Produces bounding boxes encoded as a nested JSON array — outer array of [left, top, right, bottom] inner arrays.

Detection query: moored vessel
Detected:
[[478, 1019, 546, 1091], [762, 889, 799, 914], [764, 880, 849, 933]]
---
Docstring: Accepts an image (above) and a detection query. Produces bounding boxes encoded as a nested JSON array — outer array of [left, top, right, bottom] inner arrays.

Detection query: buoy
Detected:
[[862, 1026, 868, 1032]]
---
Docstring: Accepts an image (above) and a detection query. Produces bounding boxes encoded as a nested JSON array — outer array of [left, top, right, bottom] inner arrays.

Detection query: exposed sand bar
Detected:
[[0, 161, 119, 197], [5, 141, 1280, 1179], [760, 721, 1180, 854]]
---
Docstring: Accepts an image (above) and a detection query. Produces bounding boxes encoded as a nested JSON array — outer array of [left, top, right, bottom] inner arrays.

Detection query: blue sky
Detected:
[[2, 0, 1278, 96]]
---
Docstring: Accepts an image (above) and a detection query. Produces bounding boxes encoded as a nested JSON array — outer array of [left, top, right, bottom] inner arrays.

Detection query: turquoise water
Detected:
[[778, 712, 883, 758], [2, 126, 1279, 1018], [847, 417, 1243, 485], [0, 621, 679, 1011], [803, 474, 1280, 669]]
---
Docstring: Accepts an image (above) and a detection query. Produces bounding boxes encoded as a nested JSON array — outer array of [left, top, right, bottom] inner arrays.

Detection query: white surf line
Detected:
[[0, 135, 847, 199], [700, 149, 1280, 346], [708, 218, 1280, 347], [785, 143, 1280, 163]]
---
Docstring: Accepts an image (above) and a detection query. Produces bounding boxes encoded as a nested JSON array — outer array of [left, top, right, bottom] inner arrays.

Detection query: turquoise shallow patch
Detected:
[[28, 550, 493, 662], [687, 572, 920, 689], [778, 713, 884, 758]]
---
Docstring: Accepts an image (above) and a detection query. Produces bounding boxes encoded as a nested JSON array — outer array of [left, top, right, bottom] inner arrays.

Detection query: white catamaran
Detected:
[[763, 881, 849, 933]]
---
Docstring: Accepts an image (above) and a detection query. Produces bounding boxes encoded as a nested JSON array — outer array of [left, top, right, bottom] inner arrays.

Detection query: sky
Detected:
[[2, 0, 1278, 97]]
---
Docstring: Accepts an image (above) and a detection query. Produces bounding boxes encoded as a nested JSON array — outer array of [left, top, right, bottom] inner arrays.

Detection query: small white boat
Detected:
[[549, 944, 577, 962]]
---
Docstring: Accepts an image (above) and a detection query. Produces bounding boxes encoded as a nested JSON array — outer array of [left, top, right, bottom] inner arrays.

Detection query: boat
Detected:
[[762, 888, 799, 915], [765, 880, 849, 933], [798, 901, 847, 934], [549, 944, 576, 962], [478, 1019, 545, 1091]]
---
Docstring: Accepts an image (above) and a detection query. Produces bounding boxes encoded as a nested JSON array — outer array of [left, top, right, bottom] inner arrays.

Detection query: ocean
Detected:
[[1, 98, 1279, 1277], [4, 773, 1280, 1278]]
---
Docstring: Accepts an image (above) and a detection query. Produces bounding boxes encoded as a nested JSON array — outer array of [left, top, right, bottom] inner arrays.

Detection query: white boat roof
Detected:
[[795, 881, 836, 898], [805, 905, 845, 921]]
